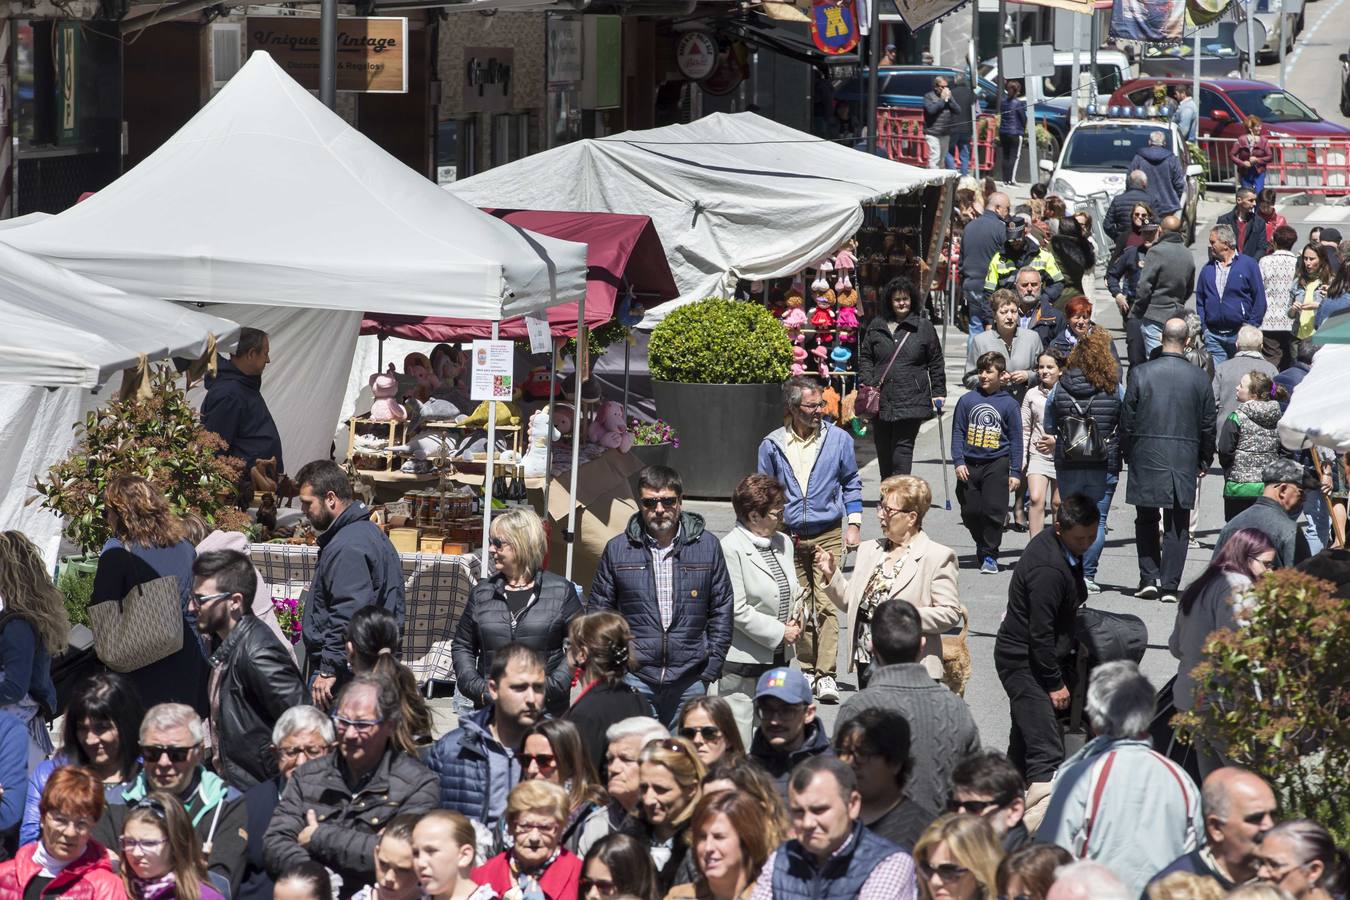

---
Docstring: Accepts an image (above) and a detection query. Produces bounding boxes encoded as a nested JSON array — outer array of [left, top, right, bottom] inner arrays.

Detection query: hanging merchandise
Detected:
[[810, 0, 861, 54]]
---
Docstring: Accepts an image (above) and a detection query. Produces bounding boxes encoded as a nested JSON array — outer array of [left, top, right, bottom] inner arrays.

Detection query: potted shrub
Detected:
[[628, 418, 680, 471], [33, 365, 252, 559], [648, 298, 792, 497]]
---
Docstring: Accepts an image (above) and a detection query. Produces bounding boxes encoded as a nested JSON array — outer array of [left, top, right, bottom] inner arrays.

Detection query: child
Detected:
[[1217, 370, 1283, 521], [413, 810, 496, 900], [952, 351, 1023, 573], [273, 862, 333, 900], [120, 793, 226, 900], [1023, 352, 1063, 537], [351, 815, 424, 900]]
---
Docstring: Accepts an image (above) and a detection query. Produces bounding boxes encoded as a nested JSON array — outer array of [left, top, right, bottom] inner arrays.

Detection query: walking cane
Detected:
[[935, 398, 952, 511]]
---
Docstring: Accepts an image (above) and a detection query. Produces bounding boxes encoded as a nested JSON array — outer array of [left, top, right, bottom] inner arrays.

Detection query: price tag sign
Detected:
[[525, 312, 552, 356], [470, 340, 515, 401]]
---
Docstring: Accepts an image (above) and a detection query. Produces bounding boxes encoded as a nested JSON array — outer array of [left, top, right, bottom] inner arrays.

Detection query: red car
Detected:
[[1110, 78, 1350, 141]]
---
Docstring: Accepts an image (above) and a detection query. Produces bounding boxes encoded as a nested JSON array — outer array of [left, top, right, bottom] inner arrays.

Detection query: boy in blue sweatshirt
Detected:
[[952, 351, 1024, 573]]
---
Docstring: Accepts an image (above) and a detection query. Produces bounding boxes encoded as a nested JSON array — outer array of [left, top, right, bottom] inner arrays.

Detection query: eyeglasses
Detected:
[[143, 744, 199, 763], [919, 862, 970, 882], [640, 496, 679, 510], [277, 743, 334, 760], [511, 820, 560, 837], [519, 752, 558, 771], [798, 402, 827, 411], [46, 812, 95, 834], [189, 591, 232, 607], [878, 505, 912, 517], [120, 837, 168, 854], [331, 715, 385, 733], [580, 877, 619, 896], [678, 726, 723, 743], [1254, 857, 1303, 880], [834, 746, 878, 765]]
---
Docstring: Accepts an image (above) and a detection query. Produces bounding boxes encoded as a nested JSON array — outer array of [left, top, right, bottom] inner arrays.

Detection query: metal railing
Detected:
[[1196, 135, 1350, 195], [875, 108, 999, 175]]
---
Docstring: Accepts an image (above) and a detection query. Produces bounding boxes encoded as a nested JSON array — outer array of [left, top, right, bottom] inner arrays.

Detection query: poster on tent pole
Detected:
[[470, 340, 515, 401]]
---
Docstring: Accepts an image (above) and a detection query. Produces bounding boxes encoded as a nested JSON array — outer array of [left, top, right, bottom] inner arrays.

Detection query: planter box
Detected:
[[652, 381, 783, 499], [629, 442, 673, 471]]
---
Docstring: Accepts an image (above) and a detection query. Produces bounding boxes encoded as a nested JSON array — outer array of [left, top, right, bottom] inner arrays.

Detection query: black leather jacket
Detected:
[[209, 615, 306, 790]]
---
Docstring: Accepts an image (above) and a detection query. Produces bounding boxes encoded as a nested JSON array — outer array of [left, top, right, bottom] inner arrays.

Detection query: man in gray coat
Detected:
[[922, 75, 960, 171], [835, 599, 979, 814], [1132, 215, 1193, 358], [1212, 459, 1316, 568], [1122, 318, 1217, 603], [960, 192, 1011, 339]]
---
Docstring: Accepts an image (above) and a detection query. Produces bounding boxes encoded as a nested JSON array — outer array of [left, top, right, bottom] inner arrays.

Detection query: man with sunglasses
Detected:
[[93, 702, 248, 897], [192, 549, 305, 791], [757, 376, 862, 705], [1211, 459, 1316, 569], [590, 465, 734, 727], [947, 751, 1030, 852], [1147, 767, 1277, 891]]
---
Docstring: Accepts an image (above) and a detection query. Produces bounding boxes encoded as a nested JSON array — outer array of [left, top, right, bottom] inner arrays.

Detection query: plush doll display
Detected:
[[523, 408, 561, 477], [835, 287, 860, 344], [402, 352, 440, 402], [588, 400, 634, 452], [460, 400, 523, 428], [781, 294, 807, 344], [834, 242, 856, 275], [430, 344, 464, 388], [830, 345, 852, 373], [811, 345, 829, 379], [522, 365, 560, 400], [369, 365, 408, 422], [790, 346, 808, 377], [810, 278, 835, 346]]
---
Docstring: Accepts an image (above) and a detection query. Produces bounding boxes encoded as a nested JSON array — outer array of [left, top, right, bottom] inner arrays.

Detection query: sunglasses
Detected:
[[640, 496, 679, 510], [678, 726, 723, 743], [580, 877, 618, 896], [947, 796, 1011, 815], [144, 744, 198, 763], [189, 591, 232, 607], [519, 752, 558, 771], [489, 537, 506, 549], [331, 715, 384, 733], [919, 862, 970, 882]]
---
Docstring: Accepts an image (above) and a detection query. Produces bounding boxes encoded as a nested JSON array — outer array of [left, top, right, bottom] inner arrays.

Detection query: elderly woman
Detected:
[[622, 738, 705, 894], [472, 780, 582, 900], [964, 289, 1043, 402], [1048, 295, 1119, 363], [237, 706, 335, 900], [1254, 820, 1350, 900], [603, 718, 670, 831], [817, 475, 961, 687], [452, 506, 580, 715], [717, 474, 804, 740], [0, 766, 125, 899]]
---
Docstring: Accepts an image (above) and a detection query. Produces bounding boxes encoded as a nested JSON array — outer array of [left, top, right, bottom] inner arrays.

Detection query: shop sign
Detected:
[[246, 17, 408, 93], [811, 0, 860, 54], [701, 42, 750, 96], [464, 47, 513, 113], [676, 30, 718, 81], [55, 22, 80, 143], [470, 340, 516, 401], [547, 15, 584, 85]]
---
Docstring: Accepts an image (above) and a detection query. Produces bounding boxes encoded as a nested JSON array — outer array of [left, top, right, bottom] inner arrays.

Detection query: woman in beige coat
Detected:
[[817, 474, 962, 685]]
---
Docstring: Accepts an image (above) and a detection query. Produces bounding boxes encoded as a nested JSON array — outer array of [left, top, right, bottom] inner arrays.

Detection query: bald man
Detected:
[[1046, 861, 1130, 900], [1146, 767, 1277, 890]]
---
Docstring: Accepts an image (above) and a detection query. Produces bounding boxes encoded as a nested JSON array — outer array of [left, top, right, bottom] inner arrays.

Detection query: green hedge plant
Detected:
[[648, 297, 792, 385]]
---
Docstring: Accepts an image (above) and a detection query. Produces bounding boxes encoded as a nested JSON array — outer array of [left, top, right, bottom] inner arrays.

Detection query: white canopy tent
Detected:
[[1279, 346, 1350, 452], [448, 112, 958, 327]]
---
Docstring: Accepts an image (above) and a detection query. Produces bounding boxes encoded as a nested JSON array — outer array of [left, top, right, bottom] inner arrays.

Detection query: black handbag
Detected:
[[1060, 396, 1108, 463]]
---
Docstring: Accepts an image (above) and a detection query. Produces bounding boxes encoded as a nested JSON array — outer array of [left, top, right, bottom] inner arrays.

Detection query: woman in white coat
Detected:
[[717, 474, 813, 744], [817, 474, 962, 686]]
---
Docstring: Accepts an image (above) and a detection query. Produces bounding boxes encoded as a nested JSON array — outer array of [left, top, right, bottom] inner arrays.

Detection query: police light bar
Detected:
[[1085, 103, 1175, 120]]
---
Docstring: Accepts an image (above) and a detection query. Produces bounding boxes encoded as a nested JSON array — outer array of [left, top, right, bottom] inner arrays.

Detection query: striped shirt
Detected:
[[646, 530, 679, 630]]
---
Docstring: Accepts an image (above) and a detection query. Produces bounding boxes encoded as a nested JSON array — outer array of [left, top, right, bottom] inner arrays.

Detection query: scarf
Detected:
[[131, 873, 179, 900], [509, 848, 561, 900], [32, 842, 75, 878]]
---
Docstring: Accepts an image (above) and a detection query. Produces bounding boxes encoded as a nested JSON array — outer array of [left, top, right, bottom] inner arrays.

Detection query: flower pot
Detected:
[[629, 442, 673, 471], [652, 381, 784, 499]]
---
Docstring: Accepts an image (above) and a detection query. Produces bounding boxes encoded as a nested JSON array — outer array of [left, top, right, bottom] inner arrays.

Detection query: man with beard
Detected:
[[295, 459, 404, 708]]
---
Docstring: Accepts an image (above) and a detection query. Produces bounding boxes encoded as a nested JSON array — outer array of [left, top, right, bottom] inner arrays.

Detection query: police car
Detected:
[[1038, 107, 1203, 244]]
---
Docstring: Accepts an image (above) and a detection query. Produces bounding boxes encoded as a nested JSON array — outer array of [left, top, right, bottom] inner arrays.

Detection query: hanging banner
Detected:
[[1012, 0, 1094, 12], [811, 0, 861, 54], [889, 0, 969, 31], [1109, 0, 1186, 40]]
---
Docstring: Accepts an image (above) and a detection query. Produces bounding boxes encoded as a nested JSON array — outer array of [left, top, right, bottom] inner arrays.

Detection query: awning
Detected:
[[360, 211, 678, 341], [1311, 313, 1350, 345], [1278, 344, 1350, 452]]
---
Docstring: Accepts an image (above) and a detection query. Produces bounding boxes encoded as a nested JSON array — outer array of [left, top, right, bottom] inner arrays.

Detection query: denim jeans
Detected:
[[967, 314, 987, 354], [1055, 468, 1116, 579], [1203, 329, 1238, 364], [1302, 489, 1331, 556], [1140, 322, 1162, 358], [625, 672, 706, 729], [948, 136, 972, 175]]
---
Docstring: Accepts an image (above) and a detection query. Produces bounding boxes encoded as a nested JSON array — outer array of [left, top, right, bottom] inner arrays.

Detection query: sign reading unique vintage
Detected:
[[247, 17, 408, 93], [810, 0, 860, 55], [675, 30, 719, 81], [463, 47, 514, 113]]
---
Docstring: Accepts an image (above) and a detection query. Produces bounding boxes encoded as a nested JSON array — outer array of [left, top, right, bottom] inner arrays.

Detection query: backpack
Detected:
[[1059, 396, 1108, 463]]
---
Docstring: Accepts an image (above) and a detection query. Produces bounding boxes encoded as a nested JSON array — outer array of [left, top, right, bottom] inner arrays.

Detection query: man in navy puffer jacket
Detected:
[[589, 466, 734, 727]]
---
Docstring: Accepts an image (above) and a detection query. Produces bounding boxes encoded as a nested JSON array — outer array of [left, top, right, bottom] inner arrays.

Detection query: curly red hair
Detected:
[[1068, 327, 1119, 394]]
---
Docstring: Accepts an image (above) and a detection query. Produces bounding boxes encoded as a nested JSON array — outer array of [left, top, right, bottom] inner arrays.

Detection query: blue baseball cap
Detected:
[[754, 667, 813, 705]]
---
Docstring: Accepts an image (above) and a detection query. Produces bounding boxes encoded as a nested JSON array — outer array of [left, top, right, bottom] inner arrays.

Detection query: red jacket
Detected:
[[0, 842, 124, 900], [472, 850, 581, 900]]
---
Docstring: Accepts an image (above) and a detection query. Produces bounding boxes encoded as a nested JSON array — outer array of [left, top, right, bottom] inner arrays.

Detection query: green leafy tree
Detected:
[[649, 297, 792, 385], [33, 366, 250, 555], [1174, 570, 1350, 843]]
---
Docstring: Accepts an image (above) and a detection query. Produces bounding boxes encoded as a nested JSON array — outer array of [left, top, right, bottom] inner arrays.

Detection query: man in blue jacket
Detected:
[[1197, 224, 1267, 364], [1128, 131, 1186, 218], [295, 459, 405, 708], [202, 327, 284, 494], [589, 465, 734, 727], [757, 377, 863, 704]]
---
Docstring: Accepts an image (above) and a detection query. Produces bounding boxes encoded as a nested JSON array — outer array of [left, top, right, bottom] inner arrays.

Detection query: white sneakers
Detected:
[[813, 674, 840, 704]]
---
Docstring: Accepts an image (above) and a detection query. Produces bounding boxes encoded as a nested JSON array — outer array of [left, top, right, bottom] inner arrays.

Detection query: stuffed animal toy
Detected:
[[822, 384, 842, 419], [523, 408, 561, 477], [588, 400, 634, 452], [790, 346, 808, 377], [834, 243, 856, 274], [522, 366, 560, 401], [552, 403, 576, 438], [815, 257, 834, 273], [830, 345, 852, 373], [402, 352, 440, 402], [369, 365, 408, 422], [835, 289, 860, 344], [811, 345, 829, 379], [460, 400, 523, 428], [430, 344, 464, 388], [810, 291, 835, 346], [781, 294, 807, 345]]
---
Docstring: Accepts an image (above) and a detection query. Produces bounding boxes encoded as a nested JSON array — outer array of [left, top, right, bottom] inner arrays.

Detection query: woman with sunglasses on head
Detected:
[[22, 673, 144, 846], [564, 611, 650, 779], [675, 698, 746, 770], [347, 605, 433, 753], [912, 814, 1004, 900], [517, 718, 611, 856], [452, 507, 580, 717], [120, 792, 225, 900], [0, 766, 124, 900], [413, 809, 496, 900], [995, 844, 1071, 900], [473, 781, 581, 900], [580, 834, 660, 900], [1253, 819, 1350, 900], [621, 738, 705, 894], [666, 791, 773, 900], [833, 708, 937, 850]]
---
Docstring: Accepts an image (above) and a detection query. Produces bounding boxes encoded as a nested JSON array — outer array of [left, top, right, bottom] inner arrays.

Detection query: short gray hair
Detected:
[[1149, 130, 1166, 146], [1236, 325, 1264, 351], [1016, 266, 1042, 283], [1185, 312, 1204, 340], [1128, 169, 1148, 189], [606, 716, 669, 746], [782, 376, 821, 410], [1085, 660, 1154, 739], [1049, 861, 1130, 900], [272, 704, 336, 747], [140, 703, 204, 745], [1211, 224, 1237, 249]]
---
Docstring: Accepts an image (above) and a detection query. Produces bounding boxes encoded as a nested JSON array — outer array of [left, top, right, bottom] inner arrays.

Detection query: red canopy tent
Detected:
[[360, 210, 677, 340]]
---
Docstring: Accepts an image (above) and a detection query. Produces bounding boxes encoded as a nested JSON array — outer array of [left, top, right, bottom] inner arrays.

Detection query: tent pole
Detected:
[[622, 337, 631, 418], [480, 321, 500, 578], [542, 338, 559, 521], [320, 0, 337, 109], [565, 298, 587, 584]]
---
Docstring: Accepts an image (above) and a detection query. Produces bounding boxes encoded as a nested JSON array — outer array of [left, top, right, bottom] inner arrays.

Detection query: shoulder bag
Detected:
[[857, 331, 911, 419], [87, 574, 185, 673], [1059, 396, 1108, 463]]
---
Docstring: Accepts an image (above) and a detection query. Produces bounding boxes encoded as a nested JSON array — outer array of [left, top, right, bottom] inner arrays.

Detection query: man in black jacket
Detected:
[[202, 327, 284, 488], [589, 465, 734, 726], [192, 549, 305, 790], [1216, 188, 1268, 259], [993, 496, 1099, 785], [960, 192, 1011, 338], [1122, 318, 1218, 602], [296, 460, 405, 708]]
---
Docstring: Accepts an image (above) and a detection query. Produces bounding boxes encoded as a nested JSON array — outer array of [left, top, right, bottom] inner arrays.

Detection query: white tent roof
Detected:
[[1279, 345, 1350, 452], [0, 52, 587, 321], [0, 241, 239, 389], [448, 112, 958, 326]]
